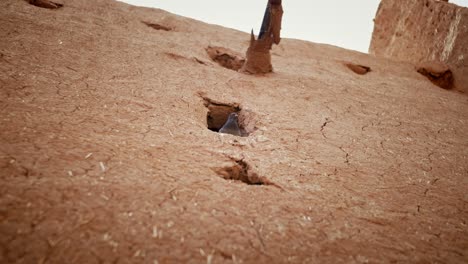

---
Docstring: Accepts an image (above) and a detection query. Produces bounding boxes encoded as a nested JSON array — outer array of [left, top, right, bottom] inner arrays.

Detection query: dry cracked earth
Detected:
[[0, 0, 467, 263]]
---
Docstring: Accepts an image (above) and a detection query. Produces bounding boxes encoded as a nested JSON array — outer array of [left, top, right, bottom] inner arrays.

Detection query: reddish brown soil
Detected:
[[1, 0, 467, 263]]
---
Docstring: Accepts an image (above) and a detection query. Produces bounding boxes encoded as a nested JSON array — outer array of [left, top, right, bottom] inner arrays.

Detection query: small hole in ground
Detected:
[[217, 159, 263, 185], [142, 21, 172, 31], [416, 62, 454, 90], [345, 63, 371, 75], [215, 158, 274, 186], [200, 95, 255, 137], [28, 0, 63, 9], [206, 46, 245, 71]]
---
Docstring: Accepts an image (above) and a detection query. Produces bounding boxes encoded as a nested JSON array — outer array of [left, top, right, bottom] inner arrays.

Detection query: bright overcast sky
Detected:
[[120, 0, 468, 53]]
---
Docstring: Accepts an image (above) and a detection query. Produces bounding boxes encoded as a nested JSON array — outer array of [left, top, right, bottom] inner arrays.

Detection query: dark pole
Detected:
[[258, 1, 271, 39]]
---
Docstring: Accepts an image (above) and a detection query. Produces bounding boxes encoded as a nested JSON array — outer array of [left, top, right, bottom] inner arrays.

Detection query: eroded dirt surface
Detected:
[[1, 0, 467, 263]]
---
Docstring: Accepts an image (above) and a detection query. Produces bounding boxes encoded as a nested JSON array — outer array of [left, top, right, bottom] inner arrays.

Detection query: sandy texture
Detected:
[[1, 0, 467, 263], [370, 0, 468, 93]]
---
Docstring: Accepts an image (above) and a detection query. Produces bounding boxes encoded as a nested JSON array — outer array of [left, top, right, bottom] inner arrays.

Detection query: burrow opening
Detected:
[[345, 63, 371, 75], [201, 96, 255, 137], [416, 63, 454, 90], [205, 46, 245, 71], [29, 0, 63, 9], [142, 21, 172, 31], [215, 159, 268, 185]]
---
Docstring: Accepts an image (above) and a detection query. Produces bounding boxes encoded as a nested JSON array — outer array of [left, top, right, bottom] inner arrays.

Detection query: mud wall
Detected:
[[370, 0, 468, 92]]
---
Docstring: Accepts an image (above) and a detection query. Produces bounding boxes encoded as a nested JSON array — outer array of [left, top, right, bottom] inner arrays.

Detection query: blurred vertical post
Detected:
[[241, 0, 283, 74]]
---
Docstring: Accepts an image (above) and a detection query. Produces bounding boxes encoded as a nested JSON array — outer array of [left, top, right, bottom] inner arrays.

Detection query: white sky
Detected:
[[120, 0, 468, 53]]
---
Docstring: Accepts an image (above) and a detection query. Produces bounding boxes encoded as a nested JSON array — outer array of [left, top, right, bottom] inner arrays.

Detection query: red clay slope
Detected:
[[0, 0, 467, 263]]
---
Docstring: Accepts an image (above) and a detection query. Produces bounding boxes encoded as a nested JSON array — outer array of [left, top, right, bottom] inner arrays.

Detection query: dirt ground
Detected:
[[1, 0, 467, 263]]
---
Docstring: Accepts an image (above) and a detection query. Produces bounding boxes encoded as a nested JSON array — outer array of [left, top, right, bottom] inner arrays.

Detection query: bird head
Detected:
[[228, 112, 239, 121], [228, 112, 239, 123]]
